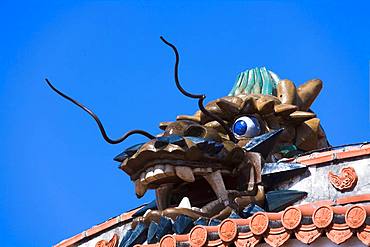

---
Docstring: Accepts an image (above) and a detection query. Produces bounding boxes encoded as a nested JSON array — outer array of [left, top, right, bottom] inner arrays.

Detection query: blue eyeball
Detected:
[[232, 116, 261, 138]]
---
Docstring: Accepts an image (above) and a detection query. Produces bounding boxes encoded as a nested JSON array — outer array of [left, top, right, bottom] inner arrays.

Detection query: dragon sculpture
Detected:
[[47, 37, 329, 234]]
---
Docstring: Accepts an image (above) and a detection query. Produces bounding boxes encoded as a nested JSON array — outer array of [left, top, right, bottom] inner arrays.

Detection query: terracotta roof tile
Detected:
[[294, 143, 370, 166], [135, 197, 370, 247], [54, 206, 144, 247], [54, 233, 86, 247]]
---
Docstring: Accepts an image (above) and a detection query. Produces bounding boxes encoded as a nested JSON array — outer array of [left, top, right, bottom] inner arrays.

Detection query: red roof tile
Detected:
[[54, 206, 143, 247], [294, 143, 370, 166], [136, 200, 370, 247]]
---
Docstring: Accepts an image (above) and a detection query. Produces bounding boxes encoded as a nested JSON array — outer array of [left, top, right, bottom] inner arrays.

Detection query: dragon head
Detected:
[[47, 37, 329, 221]]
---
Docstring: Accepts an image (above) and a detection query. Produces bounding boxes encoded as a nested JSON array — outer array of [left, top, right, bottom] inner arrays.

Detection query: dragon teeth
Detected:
[[153, 165, 166, 179], [139, 165, 230, 189], [135, 179, 148, 198], [140, 172, 148, 185], [175, 166, 195, 182], [192, 207, 202, 212], [145, 167, 156, 183], [177, 196, 191, 209], [156, 184, 173, 210], [164, 164, 175, 176], [203, 170, 228, 201], [136, 165, 234, 214]]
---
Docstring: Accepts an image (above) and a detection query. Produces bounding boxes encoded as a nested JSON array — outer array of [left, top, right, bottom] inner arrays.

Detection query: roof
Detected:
[[54, 143, 370, 247], [292, 142, 370, 166], [136, 195, 370, 247], [54, 206, 143, 247]]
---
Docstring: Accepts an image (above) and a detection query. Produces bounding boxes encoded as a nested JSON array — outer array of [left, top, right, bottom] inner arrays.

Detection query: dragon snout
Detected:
[[114, 134, 226, 163]]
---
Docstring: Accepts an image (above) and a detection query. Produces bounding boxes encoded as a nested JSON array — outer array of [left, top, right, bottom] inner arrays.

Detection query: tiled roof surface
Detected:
[[292, 143, 370, 166], [54, 206, 143, 247], [54, 143, 370, 247], [136, 197, 370, 247]]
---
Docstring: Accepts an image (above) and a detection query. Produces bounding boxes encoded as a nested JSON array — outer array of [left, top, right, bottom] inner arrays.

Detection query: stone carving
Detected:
[[328, 166, 358, 191]]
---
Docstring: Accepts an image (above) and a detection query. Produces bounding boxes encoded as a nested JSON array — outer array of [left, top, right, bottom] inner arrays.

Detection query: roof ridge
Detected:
[[136, 201, 370, 247]]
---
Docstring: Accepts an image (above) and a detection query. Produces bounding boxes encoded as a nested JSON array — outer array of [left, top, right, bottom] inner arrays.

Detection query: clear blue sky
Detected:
[[0, 1, 369, 246]]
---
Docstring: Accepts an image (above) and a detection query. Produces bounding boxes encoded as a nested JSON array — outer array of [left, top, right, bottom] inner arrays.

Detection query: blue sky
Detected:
[[0, 1, 369, 246]]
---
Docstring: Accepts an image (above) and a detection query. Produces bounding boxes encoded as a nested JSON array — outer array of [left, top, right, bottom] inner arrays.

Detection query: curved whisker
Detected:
[[160, 36, 237, 142], [45, 78, 155, 144]]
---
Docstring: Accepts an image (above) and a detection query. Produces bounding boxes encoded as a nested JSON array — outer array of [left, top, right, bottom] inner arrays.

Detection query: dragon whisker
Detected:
[[160, 36, 237, 142], [45, 78, 155, 144]]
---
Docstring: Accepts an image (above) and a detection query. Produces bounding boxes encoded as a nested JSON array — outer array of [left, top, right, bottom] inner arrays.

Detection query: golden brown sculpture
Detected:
[[46, 37, 329, 223], [120, 79, 328, 222]]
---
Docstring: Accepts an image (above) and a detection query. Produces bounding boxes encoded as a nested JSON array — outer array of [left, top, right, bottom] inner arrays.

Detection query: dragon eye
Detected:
[[232, 116, 261, 138]]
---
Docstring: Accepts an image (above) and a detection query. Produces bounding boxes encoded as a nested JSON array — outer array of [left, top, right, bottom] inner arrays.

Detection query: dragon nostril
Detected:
[[197, 141, 224, 155], [155, 135, 187, 149], [184, 125, 206, 138], [154, 136, 170, 148]]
